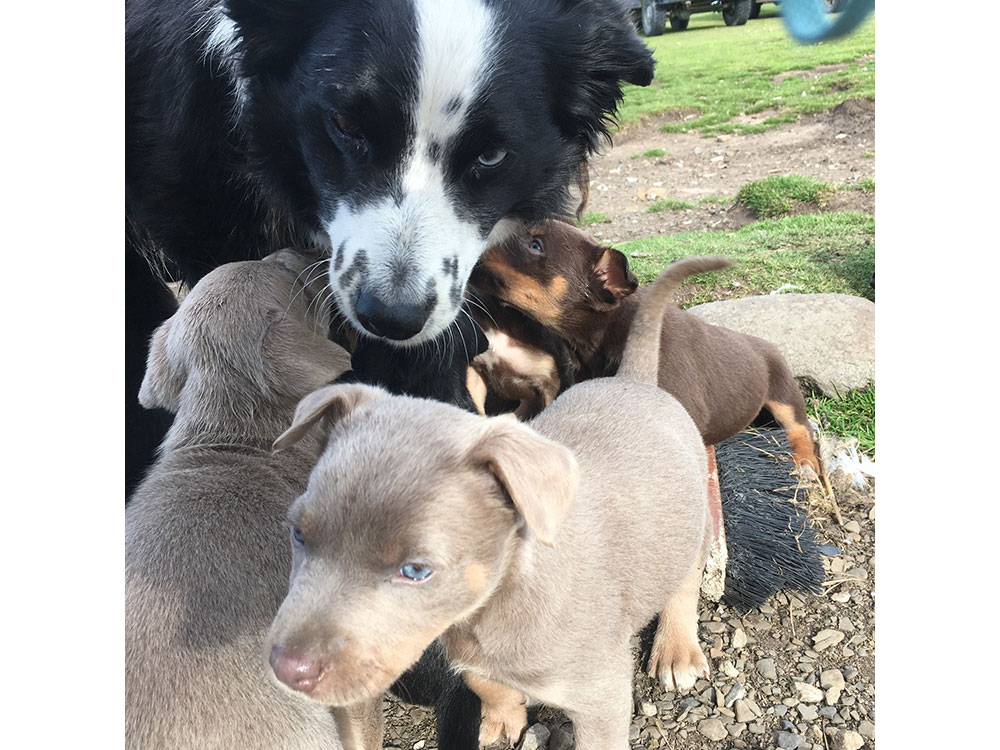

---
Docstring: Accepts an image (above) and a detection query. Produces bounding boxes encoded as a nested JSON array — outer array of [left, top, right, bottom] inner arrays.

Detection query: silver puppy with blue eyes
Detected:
[[266, 260, 714, 750]]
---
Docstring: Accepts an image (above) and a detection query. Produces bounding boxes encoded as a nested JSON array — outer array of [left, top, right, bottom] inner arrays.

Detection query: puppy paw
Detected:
[[478, 695, 527, 749], [647, 638, 710, 693]]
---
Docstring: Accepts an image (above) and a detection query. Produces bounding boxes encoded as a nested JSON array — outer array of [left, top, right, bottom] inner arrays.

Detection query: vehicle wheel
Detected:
[[670, 13, 690, 31], [641, 0, 667, 37], [824, 0, 848, 11], [723, 0, 753, 26], [749, 2, 761, 19]]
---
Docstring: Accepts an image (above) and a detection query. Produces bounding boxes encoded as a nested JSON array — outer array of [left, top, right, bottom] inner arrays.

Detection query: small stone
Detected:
[[748, 723, 765, 735], [520, 723, 550, 750], [821, 669, 845, 695], [831, 592, 851, 603], [857, 721, 875, 740], [628, 724, 640, 743], [728, 722, 746, 737], [705, 621, 727, 634], [773, 705, 788, 717], [825, 687, 842, 706], [818, 707, 838, 719], [798, 704, 819, 721], [412, 743, 425, 750], [731, 628, 748, 648], [826, 727, 865, 750], [720, 660, 739, 678], [725, 683, 746, 707], [697, 718, 728, 742], [639, 701, 657, 717], [734, 699, 755, 724], [756, 658, 777, 681], [812, 629, 845, 652], [777, 730, 804, 749], [843, 520, 861, 533], [794, 682, 824, 703]]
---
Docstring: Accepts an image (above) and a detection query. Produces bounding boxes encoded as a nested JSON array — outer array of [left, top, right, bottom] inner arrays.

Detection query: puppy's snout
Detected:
[[354, 288, 431, 340], [269, 644, 325, 694]]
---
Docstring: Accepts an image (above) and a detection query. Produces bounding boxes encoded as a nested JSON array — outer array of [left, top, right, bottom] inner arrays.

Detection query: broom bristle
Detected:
[[716, 428, 826, 613]]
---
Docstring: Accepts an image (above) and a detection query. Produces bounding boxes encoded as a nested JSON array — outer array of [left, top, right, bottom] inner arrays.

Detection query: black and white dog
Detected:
[[126, 0, 653, 476]]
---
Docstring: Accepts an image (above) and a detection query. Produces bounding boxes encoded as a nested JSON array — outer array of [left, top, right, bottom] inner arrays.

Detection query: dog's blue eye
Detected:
[[291, 526, 305, 547], [399, 563, 433, 581], [528, 238, 544, 255], [476, 148, 507, 168]]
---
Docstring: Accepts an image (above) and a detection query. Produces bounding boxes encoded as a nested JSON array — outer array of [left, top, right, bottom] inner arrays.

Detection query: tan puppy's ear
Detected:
[[272, 383, 386, 452], [590, 248, 639, 309], [138, 320, 186, 413], [473, 419, 579, 546]]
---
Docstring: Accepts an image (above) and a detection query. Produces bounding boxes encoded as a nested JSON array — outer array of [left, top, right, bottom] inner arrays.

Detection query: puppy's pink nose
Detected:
[[269, 644, 323, 693]]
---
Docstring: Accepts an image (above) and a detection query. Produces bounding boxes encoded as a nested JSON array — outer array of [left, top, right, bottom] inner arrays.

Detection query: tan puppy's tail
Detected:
[[617, 256, 733, 385]]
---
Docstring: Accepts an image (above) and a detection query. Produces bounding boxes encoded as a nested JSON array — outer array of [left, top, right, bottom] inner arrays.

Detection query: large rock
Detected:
[[687, 293, 874, 398]]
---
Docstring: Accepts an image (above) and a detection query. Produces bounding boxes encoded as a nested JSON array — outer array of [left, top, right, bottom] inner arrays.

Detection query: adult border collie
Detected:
[[126, 0, 655, 491]]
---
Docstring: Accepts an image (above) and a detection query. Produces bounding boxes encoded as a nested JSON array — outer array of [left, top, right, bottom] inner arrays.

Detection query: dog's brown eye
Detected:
[[528, 238, 544, 255], [333, 115, 362, 139]]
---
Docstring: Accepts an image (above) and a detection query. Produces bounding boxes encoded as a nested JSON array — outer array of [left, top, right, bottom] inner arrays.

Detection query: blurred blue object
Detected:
[[781, 0, 875, 43]]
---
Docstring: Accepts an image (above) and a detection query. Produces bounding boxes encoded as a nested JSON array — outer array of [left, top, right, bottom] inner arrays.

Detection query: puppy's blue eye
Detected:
[[399, 563, 433, 581], [291, 526, 305, 547], [528, 238, 544, 255], [476, 148, 507, 168]]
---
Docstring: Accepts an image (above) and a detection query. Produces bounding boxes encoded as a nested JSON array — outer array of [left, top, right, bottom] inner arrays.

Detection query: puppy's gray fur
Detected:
[[125, 250, 372, 750], [267, 257, 711, 749]]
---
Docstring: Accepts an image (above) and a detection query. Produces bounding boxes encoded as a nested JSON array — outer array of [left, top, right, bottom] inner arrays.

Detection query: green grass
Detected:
[[616, 212, 874, 306], [852, 178, 875, 194], [577, 212, 608, 226], [736, 175, 836, 218], [648, 199, 695, 213], [616, 9, 875, 136], [633, 148, 668, 159], [809, 383, 875, 457]]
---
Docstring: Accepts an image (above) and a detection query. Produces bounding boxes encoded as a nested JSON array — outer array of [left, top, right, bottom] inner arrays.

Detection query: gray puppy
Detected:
[[125, 250, 380, 750], [266, 260, 712, 749]]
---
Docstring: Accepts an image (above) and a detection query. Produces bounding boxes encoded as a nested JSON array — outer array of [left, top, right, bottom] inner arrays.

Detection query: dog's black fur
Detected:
[[336, 307, 488, 415]]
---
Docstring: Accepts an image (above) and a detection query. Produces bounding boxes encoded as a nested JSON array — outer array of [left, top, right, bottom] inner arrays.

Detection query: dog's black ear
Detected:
[[225, 0, 334, 76], [139, 320, 187, 413], [589, 248, 639, 309], [273, 383, 386, 452], [549, 0, 656, 153]]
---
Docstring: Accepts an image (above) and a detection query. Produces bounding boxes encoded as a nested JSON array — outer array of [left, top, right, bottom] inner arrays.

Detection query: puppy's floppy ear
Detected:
[[138, 320, 186, 413], [226, 0, 333, 76], [273, 383, 385, 452], [472, 418, 579, 547], [589, 248, 638, 309]]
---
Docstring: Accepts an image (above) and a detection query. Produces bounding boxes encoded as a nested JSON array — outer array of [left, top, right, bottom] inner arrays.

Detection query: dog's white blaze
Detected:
[[204, 6, 249, 111], [326, 0, 500, 345]]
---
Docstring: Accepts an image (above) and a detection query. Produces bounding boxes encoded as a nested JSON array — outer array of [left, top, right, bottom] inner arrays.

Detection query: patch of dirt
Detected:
[[770, 56, 874, 84], [582, 98, 875, 245]]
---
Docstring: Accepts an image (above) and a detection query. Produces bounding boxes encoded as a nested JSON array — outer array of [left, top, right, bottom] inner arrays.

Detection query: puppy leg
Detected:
[[647, 558, 710, 692], [764, 361, 821, 472], [467, 367, 489, 415], [565, 662, 633, 750], [332, 696, 384, 750], [463, 672, 527, 749]]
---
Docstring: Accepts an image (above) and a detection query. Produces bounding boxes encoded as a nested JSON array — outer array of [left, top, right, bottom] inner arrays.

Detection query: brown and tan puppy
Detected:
[[125, 250, 382, 750], [470, 219, 821, 471], [265, 258, 713, 749]]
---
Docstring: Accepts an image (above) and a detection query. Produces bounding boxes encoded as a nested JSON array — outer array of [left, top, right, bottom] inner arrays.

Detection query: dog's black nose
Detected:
[[355, 289, 429, 340]]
